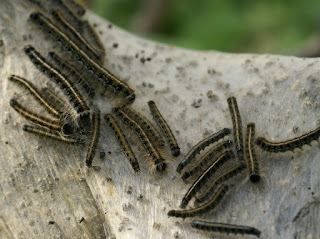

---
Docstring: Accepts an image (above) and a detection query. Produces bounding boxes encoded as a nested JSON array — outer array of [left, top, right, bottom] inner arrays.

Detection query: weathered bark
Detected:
[[0, 1, 319, 239]]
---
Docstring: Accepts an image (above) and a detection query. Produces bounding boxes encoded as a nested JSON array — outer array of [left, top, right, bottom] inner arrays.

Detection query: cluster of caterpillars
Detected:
[[168, 96, 320, 237], [8, 1, 320, 238], [10, 1, 180, 172]]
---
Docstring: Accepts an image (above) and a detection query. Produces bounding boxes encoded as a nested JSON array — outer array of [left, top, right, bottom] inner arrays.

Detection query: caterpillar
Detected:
[[53, 0, 104, 56], [168, 185, 229, 219], [256, 125, 320, 153], [52, 0, 84, 28], [81, 20, 105, 59], [148, 100, 180, 157], [24, 45, 89, 114], [182, 140, 233, 181], [23, 124, 82, 145], [48, 51, 95, 98], [9, 75, 61, 117], [227, 96, 244, 161], [191, 220, 261, 238], [10, 99, 61, 131], [40, 87, 70, 112], [62, 0, 86, 17], [51, 9, 103, 62], [114, 107, 167, 172], [29, 12, 135, 102], [179, 151, 234, 208], [104, 114, 140, 173], [86, 108, 101, 167], [246, 123, 261, 182], [194, 162, 246, 206], [176, 128, 231, 173], [121, 106, 165, 148]]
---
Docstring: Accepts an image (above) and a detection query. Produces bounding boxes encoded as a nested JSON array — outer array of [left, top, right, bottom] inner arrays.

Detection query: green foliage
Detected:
[[91, 0, 320, 54]]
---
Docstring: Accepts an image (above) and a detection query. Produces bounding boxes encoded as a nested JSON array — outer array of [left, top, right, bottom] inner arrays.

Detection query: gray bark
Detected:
[[0, 1, 319, 238]]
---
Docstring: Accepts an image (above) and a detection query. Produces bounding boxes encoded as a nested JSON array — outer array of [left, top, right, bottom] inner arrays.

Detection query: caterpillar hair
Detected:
[[227, 96, 244, 161], [104, 114, 140, 173], [38, 86, 77, 134], [168, 185, 229, 219], [179, 150, 234, 209], [148, 100, 180, 157], [176, 128, 231, 173]]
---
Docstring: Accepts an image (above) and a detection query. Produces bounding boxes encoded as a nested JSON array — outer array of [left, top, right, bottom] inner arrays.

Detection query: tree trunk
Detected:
[[0, 1, 319, 238]]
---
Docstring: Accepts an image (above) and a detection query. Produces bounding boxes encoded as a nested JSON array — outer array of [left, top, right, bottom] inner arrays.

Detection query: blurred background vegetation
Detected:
[[81, 0, 320, 56]]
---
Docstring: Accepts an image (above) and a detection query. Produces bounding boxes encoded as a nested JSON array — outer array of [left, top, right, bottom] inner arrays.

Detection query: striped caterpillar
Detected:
[[176, 128, 231, 173], [227, 96, 245, 161], [256, 125, 320, 153], [168, 185, 229, 219], [29, 12, 135, 102], [114, 107, 167, 172], [191, 220, 261, 238], [24, 45, 90, 115], [105, 114, 140, 173], [246, 123, 261, 182], [86, 108, 101, 167], [182, 140, 233, 181], [180, 151, 234, 208], [148, 100, 180, 157]]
